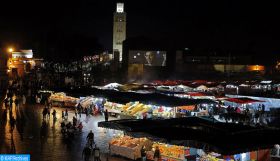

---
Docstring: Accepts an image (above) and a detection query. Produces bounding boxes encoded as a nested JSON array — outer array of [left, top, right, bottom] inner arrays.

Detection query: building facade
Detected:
[[113, 3, 126, 62], [7, 50, 42, 78]]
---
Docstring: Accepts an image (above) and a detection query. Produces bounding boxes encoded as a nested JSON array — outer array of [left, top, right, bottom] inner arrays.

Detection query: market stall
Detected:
[[146, 142, 188, 161], [223, 97, 265, 111], [174, 92, 215, 100], [37, 90, 54, 104], [195, 85, 208, 92], [109, 135, 152, 160], [49, 92, 79, 107], [121, 102, 175, 119], [104, 101, 124, 115]]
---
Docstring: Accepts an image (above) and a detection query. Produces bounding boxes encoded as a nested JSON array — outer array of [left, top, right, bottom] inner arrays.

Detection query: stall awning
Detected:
[[178, 105, 195, 111], [188, 92, 209, 97], [98, 117, 280, 155], [67, 87, 217, 107], [225, 97, 265, 104]]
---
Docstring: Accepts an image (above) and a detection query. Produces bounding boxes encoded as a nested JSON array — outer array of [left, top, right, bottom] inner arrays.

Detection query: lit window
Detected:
[[133, 56, 136, 59]]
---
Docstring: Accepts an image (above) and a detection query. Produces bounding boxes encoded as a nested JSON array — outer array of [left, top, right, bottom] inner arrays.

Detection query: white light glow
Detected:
[[116, 3, 124, 13]]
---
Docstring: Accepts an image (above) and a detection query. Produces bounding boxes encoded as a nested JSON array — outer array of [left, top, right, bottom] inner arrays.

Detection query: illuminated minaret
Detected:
[[113, 2, 126, 62]]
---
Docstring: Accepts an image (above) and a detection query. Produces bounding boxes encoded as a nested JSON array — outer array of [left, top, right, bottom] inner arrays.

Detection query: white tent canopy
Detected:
[[174, 84, 193, 92], [78, 96, 95, 108], [103, 83, 123, 89], [195, 85, 208, 91]]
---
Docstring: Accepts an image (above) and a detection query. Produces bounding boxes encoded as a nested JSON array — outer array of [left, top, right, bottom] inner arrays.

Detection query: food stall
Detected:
[[146, 142, 188, 161], [176, 105, 195, 117], [120, 102, 175, 119], [104, 101, 124, 115], [109, 135, 152, 160], [49, 92, 79, 107], [38, 90, 54, 104]]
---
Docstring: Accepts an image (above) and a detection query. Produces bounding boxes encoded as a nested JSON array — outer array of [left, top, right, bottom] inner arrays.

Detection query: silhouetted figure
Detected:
[[87, 130, 94, 148], [40, 120, 47, 137], [10, 134, 16, 153], [93, 145, 100, 161], [82, 146, 91, 161], [141, 146, 147, 161], [65, 109, 68, 120], [14, 98, 19, 109], [42, 108, 48, 120], [10, 116, 16, 133], [62, 110, 65, 120], [154, 146, 160, 161], [52, 109, 57, 120], [105, 109, 109, 122]]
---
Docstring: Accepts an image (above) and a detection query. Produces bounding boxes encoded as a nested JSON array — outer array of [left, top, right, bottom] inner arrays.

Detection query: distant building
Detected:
[[113, 2, 126, 62], [175, 49, 265, 75], [7, 49, 42, 78], [122, 37, 266, 81]]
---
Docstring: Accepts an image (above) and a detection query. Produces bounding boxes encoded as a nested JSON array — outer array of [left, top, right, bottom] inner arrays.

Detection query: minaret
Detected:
[[113, 2, 126, 62]]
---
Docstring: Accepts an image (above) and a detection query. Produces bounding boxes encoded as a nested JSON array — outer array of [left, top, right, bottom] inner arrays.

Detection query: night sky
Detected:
[[0, 0, 280, 62]]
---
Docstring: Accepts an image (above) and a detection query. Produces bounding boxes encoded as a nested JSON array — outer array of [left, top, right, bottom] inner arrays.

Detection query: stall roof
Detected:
[[98, 117, 280, 155], [188, 92, 211, 97], [225, 97, 265, 104], [67, 87, 216, 107]]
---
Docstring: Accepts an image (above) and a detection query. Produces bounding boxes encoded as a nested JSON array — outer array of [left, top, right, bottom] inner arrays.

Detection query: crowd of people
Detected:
[[215, 103, 268, 125]]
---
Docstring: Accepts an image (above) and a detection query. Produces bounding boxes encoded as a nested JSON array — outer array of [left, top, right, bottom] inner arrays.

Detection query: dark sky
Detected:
[[0, 0, 280, 62]]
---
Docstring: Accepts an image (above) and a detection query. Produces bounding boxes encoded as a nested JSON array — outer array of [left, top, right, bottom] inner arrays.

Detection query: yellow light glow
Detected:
[[8, 48, 13, 53]]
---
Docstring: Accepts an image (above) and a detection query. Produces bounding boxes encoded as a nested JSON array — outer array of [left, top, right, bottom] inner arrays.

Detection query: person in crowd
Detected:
[[105, 109, 109, 122], [47, 108, 50, 120], [65, 109, 68, 120], [93, 145, 100, 161], [2, 109, 7, 120], [10, 116, 16, 133], [258, 104, 262, 112], [73, 116, 77, 127], [141, 146, 147, 161], [4, 98, 9, 109], [74, 109, 78, 118], [78, 122, 83, 132], [45, 101, 48, 109], [227, 105, 231, 114], [78, 109, 82, 119], [22, 94, 26, 105], [254, 111, 260, 124], [154, 146, 160, 161], [87, 130, 94, 148], [261, 104, 265, 116], [82, 145, 91, 161], [42, 108, 48, 120], [9, 98, 13, 109], [62, 110, 65, 120], [52, 109, 57, 120], [85, 108, 88, 117], [61, 122, 66, 134], [14, 97, 19, 109], [48, 101, 52, 109], [66, 122, 72, 129]]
